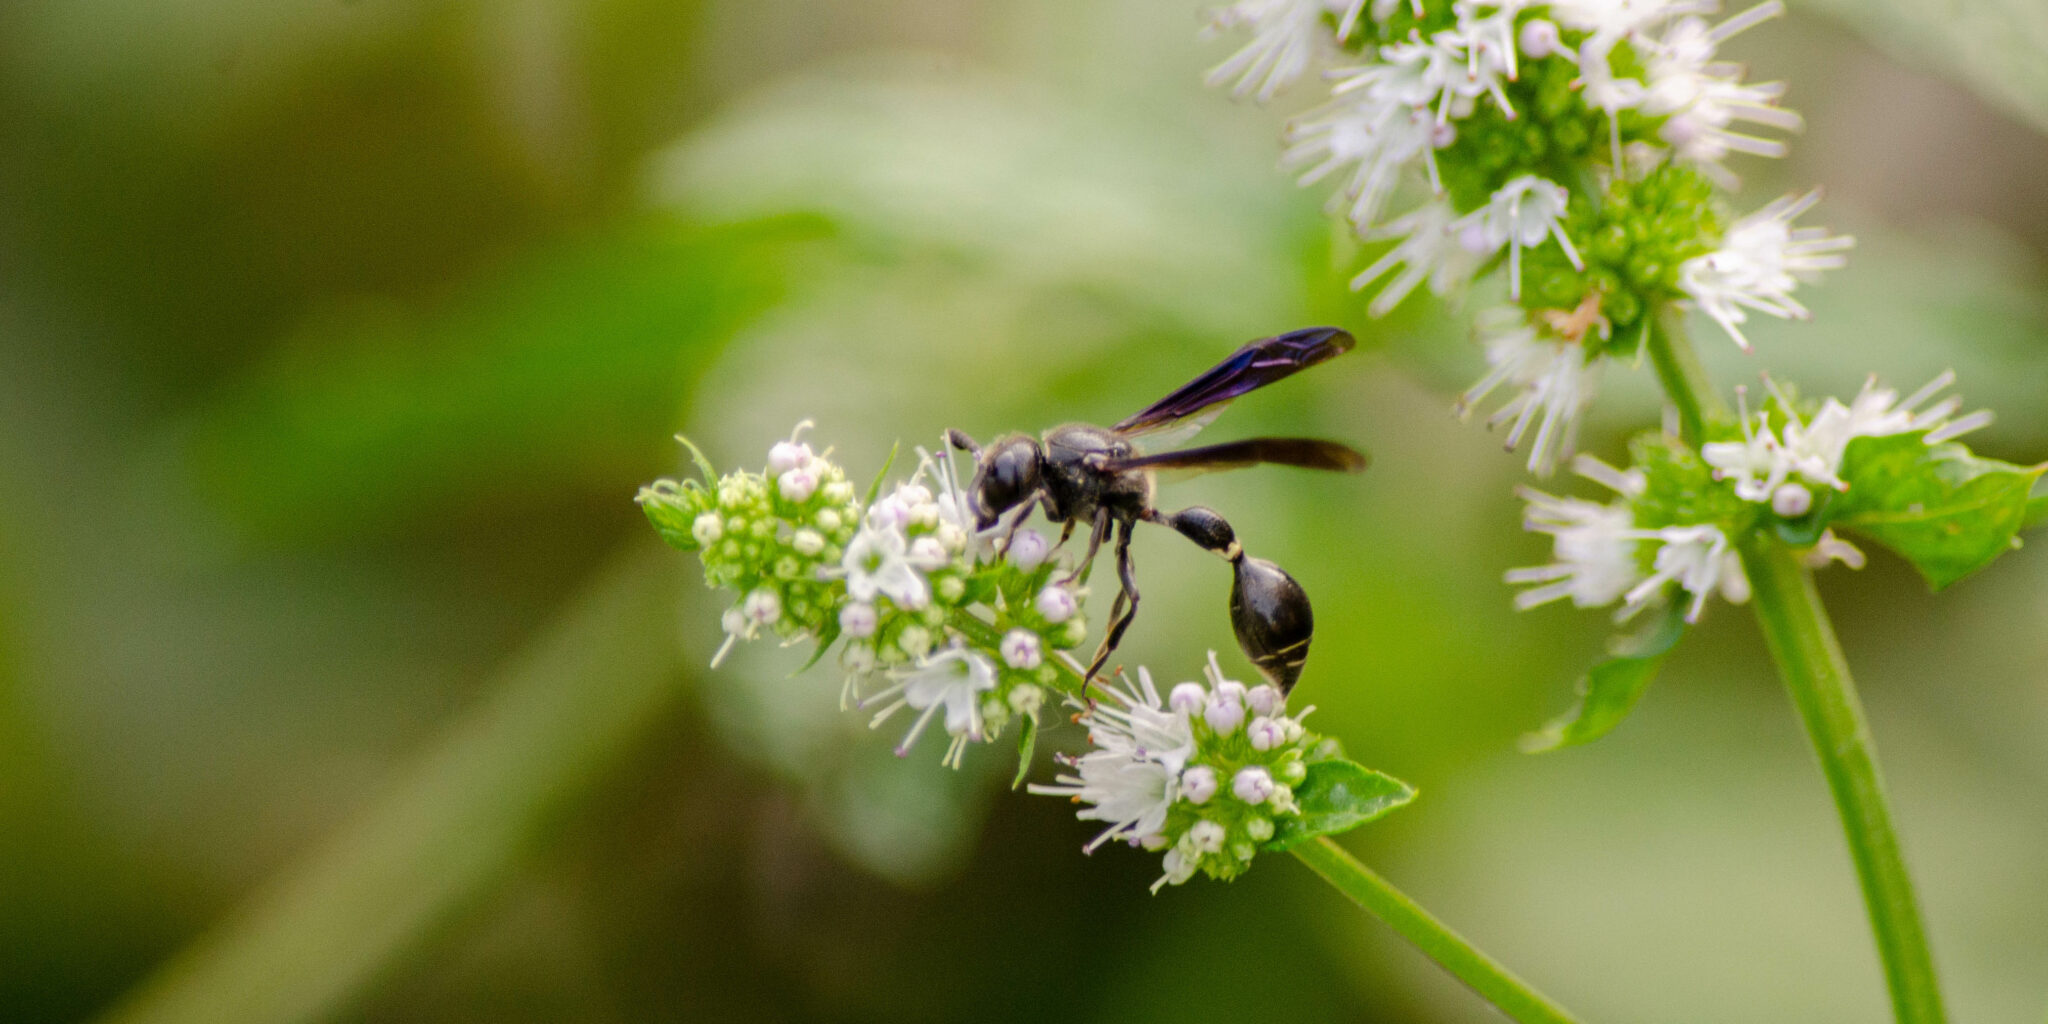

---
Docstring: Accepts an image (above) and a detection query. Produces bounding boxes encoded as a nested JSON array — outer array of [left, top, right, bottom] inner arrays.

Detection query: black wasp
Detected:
[[946, 327, 1366, 693]]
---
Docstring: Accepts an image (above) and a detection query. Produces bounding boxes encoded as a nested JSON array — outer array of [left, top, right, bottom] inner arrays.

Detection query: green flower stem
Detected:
[[1650, 311, 1947, 1024], [1643, 306, 1725, 448], [1291, 838, 1587, 1024], [1739, 540, 1947, 1024]]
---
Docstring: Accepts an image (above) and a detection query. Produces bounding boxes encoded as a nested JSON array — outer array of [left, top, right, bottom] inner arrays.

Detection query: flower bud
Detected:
[[1008, 683, 1044, 715], [721, 606, 748, 637], [1008, 528, 1051, 570], [1247, 716, 1286, 751], [1245, 684, 1283, 716], [1035, 586, 1077, 623], [1772, 483, 1813, 518], [1188, 819, 1227, 853], [1180, 765, 1219, 804], [1203, 694, 1245, 734], [816, 508, 843, 532], [897, 625, 932, 658], [1000, 629, 1043, 670], [907, 536, 949, 570], [742, 588, 782, 627], [1168, 682, 1207, 715], [936, 576, 966, 602], [839, 601, 878, 639], [767, 440, 812, 476], [777, 467, 818, 503], [791, 528, 825, 556], [691, 512, 723, 546], [1519, 19, 1560, 58], [1232, 766, 1275, 804], [1244, 817, 1275, 842]]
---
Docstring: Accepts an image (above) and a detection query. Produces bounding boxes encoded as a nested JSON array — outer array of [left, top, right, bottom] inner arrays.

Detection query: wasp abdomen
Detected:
[[1229, 556, 1314, 693]]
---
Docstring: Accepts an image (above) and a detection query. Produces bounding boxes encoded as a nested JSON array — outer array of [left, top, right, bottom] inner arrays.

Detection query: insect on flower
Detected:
[[945, 328, 1369, 692]]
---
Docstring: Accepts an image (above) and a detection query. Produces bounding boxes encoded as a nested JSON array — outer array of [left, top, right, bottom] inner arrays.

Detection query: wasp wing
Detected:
[[1111, 327, 1355, 441], [1103, 437, 1368, 476]]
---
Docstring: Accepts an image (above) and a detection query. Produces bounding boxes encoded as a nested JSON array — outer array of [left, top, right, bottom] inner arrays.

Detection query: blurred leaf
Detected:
[[96, 543, 685, 1024], [184, 216, 816, 543], [1805, 0, 2048, 137], [1266, 760, 1416, 851], [1834, 432, 2044, 590], [1011, 713, 1039, 791], [2024, 488, 2048, 531], [1521, 603, 1688, 753]]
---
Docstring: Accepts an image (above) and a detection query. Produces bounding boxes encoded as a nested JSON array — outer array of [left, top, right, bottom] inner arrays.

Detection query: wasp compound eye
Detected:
[[972, 435, 1041, 530], [1229, 556, 1313, 693]]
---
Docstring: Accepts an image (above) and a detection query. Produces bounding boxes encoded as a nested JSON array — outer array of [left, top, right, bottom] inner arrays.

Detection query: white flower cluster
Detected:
[[1031, 654, 1327, 892], [1460, 308, 1603, 475], [640, 426, 1092, 768], [1511, 453, 1750, 623], [1703, 373, 1991, 516], [1678, 190, 1855, 351], [1507, 372, 1991, 623]]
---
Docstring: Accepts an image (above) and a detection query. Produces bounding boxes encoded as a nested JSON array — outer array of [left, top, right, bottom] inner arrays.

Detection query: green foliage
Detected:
[[1833, 432, 2045, 589], [1521, 602, 1687, 752], [1265, 759, 1418, 851]]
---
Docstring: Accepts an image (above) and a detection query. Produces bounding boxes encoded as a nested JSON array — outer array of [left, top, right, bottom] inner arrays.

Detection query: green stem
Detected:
[[1648, 310, 1946, 1024], [1291, 838, 1586, 1024], [1740, 541, 1946, 1024], [1642, 306, 1725, 447]]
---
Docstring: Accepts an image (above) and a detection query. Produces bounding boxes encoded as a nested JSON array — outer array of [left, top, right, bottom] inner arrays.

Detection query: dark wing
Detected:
[[1102, 437, 1368, 475], [1112, 327, 1355, 439]]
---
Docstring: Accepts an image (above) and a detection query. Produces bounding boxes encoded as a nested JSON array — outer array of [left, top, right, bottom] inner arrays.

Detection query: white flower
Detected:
[[1029, 670, 1192, 849], [1284, 91, 1440, 231], [1000, 629, 1044, 670], [841, 521, 930, 609], [1204, 691, 1247, 733], [1508, 456, 1643, 610], [1459, 313, 1602, 476], [1247, 716, 1287, 750], [923, 445, 999, 564], [1770, 483, 1813, 518], [1643, 3, 1801, 181], [864, 646, 999, 766], [1205, 0, 1333, 102], [1456, 175, 1583, 300], [1246, 683, 1284, 716], [1678, 189, 1853, 351], [1349, 201, 1489, 316], [1624, 524, 1750, 622], [1804, 529, 1867, 571], [906, 536, 950, 571]]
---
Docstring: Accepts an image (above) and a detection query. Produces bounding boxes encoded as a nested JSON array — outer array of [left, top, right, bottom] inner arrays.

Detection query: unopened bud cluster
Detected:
[[1207, 0, 1851, 474], [638, 425, 1091, 767], [1031, 654, 1337, 892]]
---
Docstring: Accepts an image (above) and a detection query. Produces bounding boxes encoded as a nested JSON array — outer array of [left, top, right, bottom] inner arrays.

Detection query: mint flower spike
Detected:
[[1035, 654, 1330, 892], [1678, 189, 1855, 351], [1508, 454, 1644, 610], [1205, 0, 1338, 102], [638, 425, 1091, 768]]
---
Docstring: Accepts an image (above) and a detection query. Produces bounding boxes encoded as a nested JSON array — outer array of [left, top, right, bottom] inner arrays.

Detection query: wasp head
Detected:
[[968, 434, 1042, 530]]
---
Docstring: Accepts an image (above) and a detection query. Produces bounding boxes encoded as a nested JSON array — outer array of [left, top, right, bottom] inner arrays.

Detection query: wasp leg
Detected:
[[1060, 507, 1112, 587], [945, 428, 982, 457], [1145, 506, 1241, 563], [1081, 519, 1141, 689]]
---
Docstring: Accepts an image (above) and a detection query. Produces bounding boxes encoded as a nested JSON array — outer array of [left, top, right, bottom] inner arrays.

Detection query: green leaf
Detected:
[[1834, 432, 2045, 590], [1521, 602, 1688, 753], [864, 440, 902, 509], [1264, 760, 1416, 851], [675, 435, 720, 486], [2024, 489, 2048, 532], [795, 618, 842, 674], [1010, 713, 1038, 790]]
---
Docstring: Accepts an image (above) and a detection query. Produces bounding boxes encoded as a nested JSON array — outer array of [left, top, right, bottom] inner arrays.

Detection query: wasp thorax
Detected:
[[970, 434, 1042, 530], [1229, 557, 1313, 693]]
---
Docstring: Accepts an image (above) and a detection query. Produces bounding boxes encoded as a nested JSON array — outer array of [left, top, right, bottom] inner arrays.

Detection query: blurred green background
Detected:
[[4, 1, 2047, 1022]]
